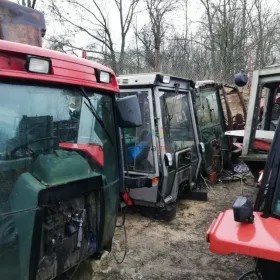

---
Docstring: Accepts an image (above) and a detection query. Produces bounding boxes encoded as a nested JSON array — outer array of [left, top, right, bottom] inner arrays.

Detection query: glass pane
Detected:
[[0, 83, 119, 208], [121, 91, 155, 173], [197, 89, 223, 143], [160, 90, 198, 161], [197, 89, 224, 168]]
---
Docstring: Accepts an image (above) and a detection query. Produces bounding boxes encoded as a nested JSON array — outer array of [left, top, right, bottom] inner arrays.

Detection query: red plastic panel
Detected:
[[207, 210, 280, 262], [0, 40, 119, 93], [59, 143, 104, 167], [232, 140, 271, 152]]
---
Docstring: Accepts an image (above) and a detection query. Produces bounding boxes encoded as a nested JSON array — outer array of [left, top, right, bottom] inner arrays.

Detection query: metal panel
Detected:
[[118, 74, 157, 86], [195, 80, 216, 88], [259, 66, 280, 76], [153, 86, 169, 197], [187, 93, 202, 180], [118, 73, 194, 89], [242, 70, 260, 156], [261, 88, 270, 130]]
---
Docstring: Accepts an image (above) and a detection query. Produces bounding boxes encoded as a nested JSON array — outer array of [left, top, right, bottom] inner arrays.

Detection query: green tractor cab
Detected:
[[0, 2, 142, 279]]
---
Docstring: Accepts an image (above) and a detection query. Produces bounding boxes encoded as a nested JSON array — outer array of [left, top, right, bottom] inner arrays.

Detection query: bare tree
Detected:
[[49, 0, 139, 74], [135, 0, 178, 71], [18, 0, 37, 8], [42, 0, 280, 83]]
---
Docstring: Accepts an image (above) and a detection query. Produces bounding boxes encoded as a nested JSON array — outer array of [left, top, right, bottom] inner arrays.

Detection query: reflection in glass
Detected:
[[160, 90, 198, 161], [122, 91, 155, 173]]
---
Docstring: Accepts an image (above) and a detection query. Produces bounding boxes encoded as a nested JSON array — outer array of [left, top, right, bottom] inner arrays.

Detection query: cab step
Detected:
[[180, 189, 208, 201]]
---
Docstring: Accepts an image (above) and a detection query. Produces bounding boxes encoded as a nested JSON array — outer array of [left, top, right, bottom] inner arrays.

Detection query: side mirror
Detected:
[[233, 71, 248, 87], [233, 196, 254, 224], [116, 95, 142, 128], [164, 153, 173, 167]]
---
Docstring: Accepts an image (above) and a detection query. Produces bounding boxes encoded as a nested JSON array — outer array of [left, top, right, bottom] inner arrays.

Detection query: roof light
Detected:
[[158, 75, 170, 84], [96, 69, 111, 83], [162, 76, 170, 83], [26, 56, 51, 74]]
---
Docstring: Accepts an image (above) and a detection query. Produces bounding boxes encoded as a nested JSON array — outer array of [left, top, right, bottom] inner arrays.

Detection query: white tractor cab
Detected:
[[234, 66, 280, 179], [195, 80, 230, 175], [117, 73, 205, 221]]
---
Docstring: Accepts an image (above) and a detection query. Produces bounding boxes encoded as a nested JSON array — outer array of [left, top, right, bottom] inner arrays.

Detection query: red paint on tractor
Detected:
[[0, 40, 119, 92], [59, 143, 104, 167], [206, 209, 280, 262]]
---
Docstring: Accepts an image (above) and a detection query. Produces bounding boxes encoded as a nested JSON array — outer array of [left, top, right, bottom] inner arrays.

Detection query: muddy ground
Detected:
[[74, 181, 257, 280]]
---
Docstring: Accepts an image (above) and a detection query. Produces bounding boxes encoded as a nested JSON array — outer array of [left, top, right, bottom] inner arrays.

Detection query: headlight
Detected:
[[26, 56, 51, 74]]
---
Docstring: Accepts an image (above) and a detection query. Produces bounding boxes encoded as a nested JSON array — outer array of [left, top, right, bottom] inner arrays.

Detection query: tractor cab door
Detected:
[[196, 87, 226, 173], [155, 87, 201, 200], [119, 89, 160, 203]]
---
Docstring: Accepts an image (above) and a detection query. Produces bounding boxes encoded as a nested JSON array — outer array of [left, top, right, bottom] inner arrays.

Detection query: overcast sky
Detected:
[[11, 0, 278, 57], [10, 0, 204, 56]]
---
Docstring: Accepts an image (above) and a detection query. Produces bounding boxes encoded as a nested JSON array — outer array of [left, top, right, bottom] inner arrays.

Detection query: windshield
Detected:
[[160, 90, 198, 159], [0, 82, 119, 203], [121, 91, 155, 173]]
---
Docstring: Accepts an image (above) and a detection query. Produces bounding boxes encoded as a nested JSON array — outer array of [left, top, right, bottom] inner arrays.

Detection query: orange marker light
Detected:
[[152, 177, 159, 187]]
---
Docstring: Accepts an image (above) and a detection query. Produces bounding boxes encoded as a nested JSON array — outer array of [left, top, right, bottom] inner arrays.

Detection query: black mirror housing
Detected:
[[233, 196, 254, 224], [116, 95, 142, 128], [233, 72, 248, 87]]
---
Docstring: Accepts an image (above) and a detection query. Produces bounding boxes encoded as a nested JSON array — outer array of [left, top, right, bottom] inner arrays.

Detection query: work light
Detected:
[[26, 56, 51, 74], [96, 70, 111, 83]]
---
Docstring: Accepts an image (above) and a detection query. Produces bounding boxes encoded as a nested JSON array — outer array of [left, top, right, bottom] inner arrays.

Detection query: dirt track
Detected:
[[75, 181, 257, 280]]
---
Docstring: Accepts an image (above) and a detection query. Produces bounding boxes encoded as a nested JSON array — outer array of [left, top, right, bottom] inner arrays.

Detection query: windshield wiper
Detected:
[[79, 87, 113, 145]]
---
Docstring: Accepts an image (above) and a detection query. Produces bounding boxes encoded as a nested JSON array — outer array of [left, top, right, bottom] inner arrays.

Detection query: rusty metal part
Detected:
[[222, 86, 233, 130], [223, 84, 247, 120], [0, 0, 46, 47], [236, 88, 247, 120]]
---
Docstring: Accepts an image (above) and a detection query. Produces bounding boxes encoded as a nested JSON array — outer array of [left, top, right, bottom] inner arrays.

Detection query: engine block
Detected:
[[36, 194, 99, 280]]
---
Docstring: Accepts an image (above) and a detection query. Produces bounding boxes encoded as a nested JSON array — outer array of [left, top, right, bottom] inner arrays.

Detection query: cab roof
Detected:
[[117, 72, 195, 89], [0, 40, 119, 93], [195, 80, 216, 87], [258, 64, 280, 77]]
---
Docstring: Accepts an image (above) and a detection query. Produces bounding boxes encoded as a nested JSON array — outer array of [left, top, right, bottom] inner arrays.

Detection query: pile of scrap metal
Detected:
[[227, 66, 280, 179], [206, 66, 280, 280]]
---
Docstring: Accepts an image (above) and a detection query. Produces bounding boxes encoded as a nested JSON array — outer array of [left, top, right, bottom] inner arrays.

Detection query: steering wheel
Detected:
[[9, 136, 60, 159]]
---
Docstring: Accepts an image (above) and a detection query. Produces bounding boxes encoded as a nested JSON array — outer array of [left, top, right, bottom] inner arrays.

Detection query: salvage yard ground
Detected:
[[75, 181, 257, 280]]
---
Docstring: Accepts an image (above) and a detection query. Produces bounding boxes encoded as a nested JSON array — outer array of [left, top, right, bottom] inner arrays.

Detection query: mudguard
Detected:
[[206, 209, 280, 262]]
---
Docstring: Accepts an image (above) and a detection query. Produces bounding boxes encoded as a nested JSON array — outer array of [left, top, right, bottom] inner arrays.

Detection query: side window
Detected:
[[121, 91, 155, 173]]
